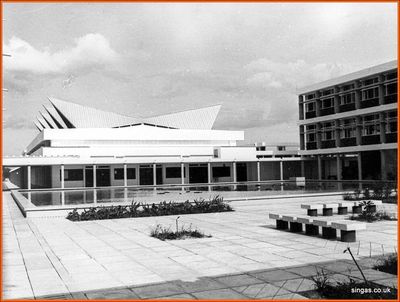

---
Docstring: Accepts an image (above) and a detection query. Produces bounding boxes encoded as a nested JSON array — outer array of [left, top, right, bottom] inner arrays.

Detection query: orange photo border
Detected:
[[0, 1, 398, 302]]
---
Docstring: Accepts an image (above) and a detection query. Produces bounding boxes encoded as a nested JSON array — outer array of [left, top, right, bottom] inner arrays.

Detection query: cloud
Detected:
[[244, 58, 353, 91], [3, 115, 34, 130], [3, 33, 118, 74]]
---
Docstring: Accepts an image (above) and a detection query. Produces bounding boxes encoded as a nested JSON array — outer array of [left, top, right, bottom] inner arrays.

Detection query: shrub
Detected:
[[66, 195, 233, 221], [374, 253, 398, 275], [310, 268, 397, 299], [150, 223, 210, 241], [349, 201, 397, 223]]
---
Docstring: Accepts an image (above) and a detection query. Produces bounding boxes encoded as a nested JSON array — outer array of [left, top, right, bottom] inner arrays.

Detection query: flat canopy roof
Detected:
[[297, 60, 397, 95]]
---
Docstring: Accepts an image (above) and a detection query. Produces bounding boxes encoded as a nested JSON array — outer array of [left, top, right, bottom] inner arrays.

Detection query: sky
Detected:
[[2, 2, 397, 155]]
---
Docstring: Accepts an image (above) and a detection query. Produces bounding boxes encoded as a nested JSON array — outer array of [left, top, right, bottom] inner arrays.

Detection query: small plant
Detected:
[[350, 200, 397, 223], [310, 268, 332, 292], [150, 222, 211, 241], [374, 253, 398, 275]]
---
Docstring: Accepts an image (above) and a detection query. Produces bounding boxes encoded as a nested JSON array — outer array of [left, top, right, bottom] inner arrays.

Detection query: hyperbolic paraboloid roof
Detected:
[[34, 97, 221, 131]]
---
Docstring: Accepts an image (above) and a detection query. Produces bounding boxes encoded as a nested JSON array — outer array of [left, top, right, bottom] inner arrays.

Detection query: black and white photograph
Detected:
[[2, 2, 398, 300]]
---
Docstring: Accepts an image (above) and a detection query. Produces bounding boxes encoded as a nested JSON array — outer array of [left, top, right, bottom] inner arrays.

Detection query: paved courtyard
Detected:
[[2, 191, 397, 299]]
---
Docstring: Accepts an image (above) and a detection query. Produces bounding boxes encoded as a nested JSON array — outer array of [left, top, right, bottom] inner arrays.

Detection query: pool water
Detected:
[[21, 182, 357, 207]]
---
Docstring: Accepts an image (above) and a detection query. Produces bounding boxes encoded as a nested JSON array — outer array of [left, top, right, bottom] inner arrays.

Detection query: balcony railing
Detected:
[[361, 135, 380, 145], [319, 107, 335, 116], [321, 140, 336, 149], [340, 137, 357, 147], [339, 103, 355, 113], [386, 132, 397, 143], [305, 111, 316, 119], [306, 142, 317, 150], [360, 98, 379, 109], [384, 94, 397, 104]]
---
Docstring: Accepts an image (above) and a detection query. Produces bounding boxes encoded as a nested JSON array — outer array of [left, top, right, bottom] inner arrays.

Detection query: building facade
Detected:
[[4, 98, 302, 190], [298, 60, 397, 182]]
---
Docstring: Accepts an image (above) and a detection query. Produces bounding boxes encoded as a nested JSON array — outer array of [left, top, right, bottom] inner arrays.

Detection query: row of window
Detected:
[[60, 166, 233, 181], [304, 72, 397, 100], [305, 83, 397, 113], [305, 112, 397, 142]]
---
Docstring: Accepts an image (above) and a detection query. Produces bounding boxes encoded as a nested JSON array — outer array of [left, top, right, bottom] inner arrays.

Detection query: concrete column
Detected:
[[181, 163, 185, 185], [61, 191, 65, 206], [335, 120, 341, 148], [257, 161, 261, 182], [357, 152, 363, 190], [336, 154, 342, 191], [60, 164, 65, 189], [27, 165, 31, 190], [153, 163, 157, 186], [279, 161, 284, 181], [379, 112, 386, 144], [233, 162, 237, 183], [123, 164, 127, 187], [207, 162, 211, 183], [380, 150, 387, 181], [356, 116, 362, 145], [378, 75, 385, 105], [93, 165, 96, 188], [316, 123, 322, 149], [334, 86, 340, 114], [301, 160, 305, 177], [317, 156, 322, 181], [354, 81, 361, 109], [315, 91, 321, 117], [298, 95, 304, 120]]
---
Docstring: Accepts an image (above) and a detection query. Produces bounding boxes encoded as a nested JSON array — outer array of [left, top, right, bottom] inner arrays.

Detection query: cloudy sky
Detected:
[[3, 2, 397, 155]]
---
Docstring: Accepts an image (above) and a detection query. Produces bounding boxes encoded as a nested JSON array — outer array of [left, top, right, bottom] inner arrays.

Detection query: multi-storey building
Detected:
[[298, 60, 397, 182]]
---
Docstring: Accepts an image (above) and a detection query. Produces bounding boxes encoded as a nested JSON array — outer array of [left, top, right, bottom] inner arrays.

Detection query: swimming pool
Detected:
[[20, 181, 359, 207]]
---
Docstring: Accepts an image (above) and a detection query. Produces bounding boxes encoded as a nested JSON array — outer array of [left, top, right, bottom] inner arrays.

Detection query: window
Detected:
[[64, 169, 83, 181], [386, 72, 397, 80], [362, 114, 380, 136], [306, 102, 315, 112], [212, 166, 231, 178], [306, 94, 315, 100], [342, 84, 355, 91], [362, 87, 379, 100], [277, 146, 286, 151], [321, 122, 335, 141], [114, 168, 136, 180], [386, 111, 397, 133], [321, 88, 334, 96], [166, 167, 185, 178], [321, 98, 333, 109], [213, 149, 219, 158], [340, 118, 356, 138], [340, 93, 355, 105], [256, 146, 266, 151], [362, 77, 379, 86], [306, 124, 316, 142], [386, 83, 397, 95]]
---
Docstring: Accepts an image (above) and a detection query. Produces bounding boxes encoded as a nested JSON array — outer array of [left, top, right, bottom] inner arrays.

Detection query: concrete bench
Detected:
[[302, 200, 382, 216], [269, 213, 366, 242], [331, 220, 366, 242], [300, 204, 323, 216]]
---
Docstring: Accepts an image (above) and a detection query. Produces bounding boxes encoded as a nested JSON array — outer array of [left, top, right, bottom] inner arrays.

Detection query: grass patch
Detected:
[[66, 195, 233, 221], [374, 253, 398, 275], [150, 223, 211, 241], [309, 269, 397, 299]]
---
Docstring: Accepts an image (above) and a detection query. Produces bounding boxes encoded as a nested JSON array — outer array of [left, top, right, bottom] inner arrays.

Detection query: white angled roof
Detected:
[[34, 97, 222, 131], [144, 105, 221, 130], [49, 97, 139, 128]]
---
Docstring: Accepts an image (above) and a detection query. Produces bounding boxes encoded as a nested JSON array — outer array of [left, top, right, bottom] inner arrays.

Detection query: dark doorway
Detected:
[[342, 158, 358, 180], [140, 166, 153, 185], [156, 166, 163, 185], [189, 165, 208, 183], [361, 151, 381, 180], [85, 168, 93, 187], [97, 168, 111, 187], [236, 163, 247, 182]]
